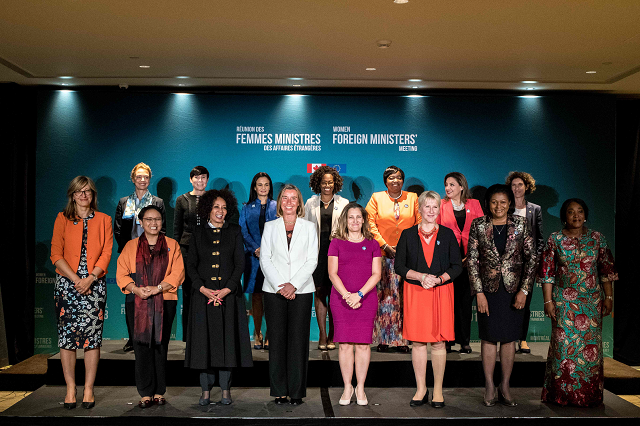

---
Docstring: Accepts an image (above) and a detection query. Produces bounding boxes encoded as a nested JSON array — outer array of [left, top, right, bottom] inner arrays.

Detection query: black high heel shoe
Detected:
[[81, 401, 95, 409], [409, 389, 429, 407], [64, 402, 76, 410]]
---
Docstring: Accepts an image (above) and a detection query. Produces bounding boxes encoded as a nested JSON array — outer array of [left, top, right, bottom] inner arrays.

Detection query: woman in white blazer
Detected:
[[260, 184, 318, 406], [304, 166, 349, 351]]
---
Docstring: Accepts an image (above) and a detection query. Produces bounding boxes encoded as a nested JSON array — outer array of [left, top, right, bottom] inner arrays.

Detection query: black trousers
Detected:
[[125, 293, 135, 341], [519, 289, 534, 341], [180, 246, 192, 342], [200, 369, 232, 391], [132, 300, 177, 397], [264, 292, 313, 399], [453, 267, 472, 346]]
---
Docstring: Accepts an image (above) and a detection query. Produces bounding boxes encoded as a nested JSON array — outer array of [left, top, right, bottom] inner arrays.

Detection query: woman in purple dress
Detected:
[[328, 202, 382, 406]]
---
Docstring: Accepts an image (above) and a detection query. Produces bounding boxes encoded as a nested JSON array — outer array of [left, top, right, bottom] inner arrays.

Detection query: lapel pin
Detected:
[[362, 246, 367, 250], [437, 241, 440, 245], [404, 204, 409, 208], [467, 209, 470, 213]]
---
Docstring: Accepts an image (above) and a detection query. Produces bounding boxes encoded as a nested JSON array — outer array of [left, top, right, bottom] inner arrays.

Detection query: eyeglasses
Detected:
[[142, 218, 162, 223], [74, 190, 92, 196]]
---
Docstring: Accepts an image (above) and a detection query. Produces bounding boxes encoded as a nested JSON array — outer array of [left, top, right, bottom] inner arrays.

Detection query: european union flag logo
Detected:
[[328, 164, 347, 173]]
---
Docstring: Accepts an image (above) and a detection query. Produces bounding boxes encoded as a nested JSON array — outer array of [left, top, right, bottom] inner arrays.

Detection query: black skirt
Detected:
[[477, 279, 525, 343]]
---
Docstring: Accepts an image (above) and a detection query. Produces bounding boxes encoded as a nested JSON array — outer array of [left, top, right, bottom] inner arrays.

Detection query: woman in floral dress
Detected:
[[538, 198, 618, 407]]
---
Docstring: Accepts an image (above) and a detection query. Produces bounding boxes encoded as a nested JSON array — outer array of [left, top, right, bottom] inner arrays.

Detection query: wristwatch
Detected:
[[357, 290, 364, 298], [157, 284, 163, 292]]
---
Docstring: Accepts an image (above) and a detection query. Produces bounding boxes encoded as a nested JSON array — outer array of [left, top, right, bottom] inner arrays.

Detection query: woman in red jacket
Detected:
[[436, 172, 484, 354], [50, 176, 113, 409]]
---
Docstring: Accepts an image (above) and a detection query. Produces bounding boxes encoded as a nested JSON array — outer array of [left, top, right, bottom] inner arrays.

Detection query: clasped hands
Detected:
[[201, 286, 231, 305], [74, 276, 94, 295], [277, 282, 296, 300], [342, 292, 362, 309], [133, 285, 164, 300], [420, 274, 441, 289]]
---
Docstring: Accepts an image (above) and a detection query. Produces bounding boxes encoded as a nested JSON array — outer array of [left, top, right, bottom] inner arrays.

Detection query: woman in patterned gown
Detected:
[[539, 198, 618, 407], [365, 166, 421, 352], [50, 176, 113, 409]]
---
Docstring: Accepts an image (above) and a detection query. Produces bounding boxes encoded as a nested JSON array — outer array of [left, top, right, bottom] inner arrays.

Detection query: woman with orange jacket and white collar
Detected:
[[436, 172, 484, 354], [50, 176, 113, 410], [116, 205, 184, 409]]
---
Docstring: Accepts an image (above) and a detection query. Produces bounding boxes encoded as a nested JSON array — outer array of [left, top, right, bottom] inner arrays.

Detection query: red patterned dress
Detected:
[[538, 229, 618, 407]]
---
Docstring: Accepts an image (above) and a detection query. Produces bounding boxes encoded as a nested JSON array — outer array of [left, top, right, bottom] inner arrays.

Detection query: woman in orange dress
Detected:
[[365, 166, 421, 352], [395, 191, 462, 408]]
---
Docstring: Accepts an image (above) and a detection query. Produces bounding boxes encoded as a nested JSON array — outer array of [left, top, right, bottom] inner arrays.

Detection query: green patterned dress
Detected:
[[538, 229, 618, 407]]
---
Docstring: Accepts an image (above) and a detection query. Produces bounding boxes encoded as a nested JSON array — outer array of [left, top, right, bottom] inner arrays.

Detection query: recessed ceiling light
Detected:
[[173, 93, 192, 95], [394, 0, 409, 3], [176, 76, 189, 79], [406, 95, 424, 98], [525, 87, 536, 90], [408, 79, 422, 82], [586, 71, 597, 74], [293, 84, 301, 87], [519, 95, 540, 98], [366, 68, 376, 71], [287, 94, 306, 97], [521, 80, 537, 83], [59, 76, 72, 79], [139, 65, 150, 68], [289, 77, 304, 80], [377, 40, 392, 48], [411, 86, 418, 89], [61, 83, 68, 86], [178, 84, 185, 86]]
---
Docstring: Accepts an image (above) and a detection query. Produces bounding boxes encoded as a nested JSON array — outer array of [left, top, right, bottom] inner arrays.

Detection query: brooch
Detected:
[[404, 204, 409, 208], [335, 206, 338, 210], [467, 209, 470, 213], [362, 246, 367, 250], [437, 241, 440, 245]]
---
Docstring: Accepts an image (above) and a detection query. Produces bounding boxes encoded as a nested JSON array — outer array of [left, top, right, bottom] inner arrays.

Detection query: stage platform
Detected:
[[45, 340, 549, 388], [2, 385, 640, 426]]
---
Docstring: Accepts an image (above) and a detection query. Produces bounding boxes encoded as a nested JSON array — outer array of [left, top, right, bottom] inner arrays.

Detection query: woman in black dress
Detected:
[[184, 189, 253, 405], [467, 184, 537, 407], [174, 165, 209, 341]]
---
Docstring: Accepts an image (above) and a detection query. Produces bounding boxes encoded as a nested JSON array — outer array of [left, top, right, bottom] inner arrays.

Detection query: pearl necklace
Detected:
[[387, 190, 402, 200], [348, 234, 364, 243]]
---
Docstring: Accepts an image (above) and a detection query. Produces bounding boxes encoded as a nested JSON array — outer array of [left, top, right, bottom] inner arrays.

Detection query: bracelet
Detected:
[[605, 295, 613, 300], [382, 244, 388, 250], [439, 276, 443, 284], [343, 292, 351, 300], [544, 300, 553, 305], [357, 290, 364, 298], [421, 274, 427, 282]]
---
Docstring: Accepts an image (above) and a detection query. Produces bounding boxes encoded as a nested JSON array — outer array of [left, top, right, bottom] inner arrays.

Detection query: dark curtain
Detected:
[[614, 99, 640, 365], [0, 83, 36, 364]]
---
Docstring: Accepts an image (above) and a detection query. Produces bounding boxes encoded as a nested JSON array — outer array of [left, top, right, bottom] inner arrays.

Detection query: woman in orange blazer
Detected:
[[436, 172, 484, 354], [116, 205, 184, 408], [365, 166, 421, 352], [50, 176, 113, 410]]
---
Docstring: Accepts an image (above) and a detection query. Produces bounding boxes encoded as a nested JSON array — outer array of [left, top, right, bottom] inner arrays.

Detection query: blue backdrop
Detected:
[[33, 91, 616, 355]]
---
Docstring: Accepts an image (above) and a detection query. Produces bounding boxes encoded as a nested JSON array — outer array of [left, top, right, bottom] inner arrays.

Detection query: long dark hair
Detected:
[[248, 172, 274, 202]]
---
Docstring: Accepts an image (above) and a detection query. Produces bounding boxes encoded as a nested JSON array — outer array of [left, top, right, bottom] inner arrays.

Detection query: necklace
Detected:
[[284, 221, 295, 225], [321, 197, 333, 207], [419, 225, 438, 242], [348, 234, 364, 243], [494, 224, 506, 235], [452, 201, 465, 211], [386, 190, 402, 200]]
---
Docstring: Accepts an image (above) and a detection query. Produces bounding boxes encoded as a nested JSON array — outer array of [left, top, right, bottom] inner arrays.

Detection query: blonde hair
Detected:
[[130, 162, 152, 181], [331, 202, 374, 241], [418, 190, 442, 210], [276, 184, 305, 217], [63, 176, 99, 220]]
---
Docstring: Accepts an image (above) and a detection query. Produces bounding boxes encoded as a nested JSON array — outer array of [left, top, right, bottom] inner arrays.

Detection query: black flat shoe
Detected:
[[289, 398, 304, 406], [123, 341, 134, 352], [274, 397, 288, 404], [431, 400, 445, 408], [376, 344, 389, 353], [138, 398, 154, 409], [199, 397, 210, 406], [409, 389, 428, 407], [63, 402, 76, 410], [397, 345, 411, 354], [497, 386, 517, 407], [459, 346, 472, 354], [81, 401, 95, 409]]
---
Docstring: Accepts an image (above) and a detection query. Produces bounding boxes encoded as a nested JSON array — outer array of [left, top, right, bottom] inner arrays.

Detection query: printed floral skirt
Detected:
[[541, 286, 604, 407], [55, 274, 106, 350], [372, 257, 406, 346]]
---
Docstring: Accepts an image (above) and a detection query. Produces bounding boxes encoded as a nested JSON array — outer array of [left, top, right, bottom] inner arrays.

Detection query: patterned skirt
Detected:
[[541, 286, 604, 407], [372, 256, 406, 346], [55, 274, 106, 349]]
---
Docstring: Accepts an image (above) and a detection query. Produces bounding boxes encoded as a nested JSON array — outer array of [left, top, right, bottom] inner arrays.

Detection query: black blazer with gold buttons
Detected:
[[187, 222, 245, 295]]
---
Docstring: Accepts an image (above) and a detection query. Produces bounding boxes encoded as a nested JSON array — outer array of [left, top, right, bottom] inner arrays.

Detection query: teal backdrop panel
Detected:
[[34, 91, 616, 355]]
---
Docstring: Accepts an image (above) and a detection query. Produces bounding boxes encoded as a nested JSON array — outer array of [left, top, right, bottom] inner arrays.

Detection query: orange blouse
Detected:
[[366, 191, 421, 256], [116, 236, 185, 300], [419, 229, 438, 268], [50, 211, 113, 277]]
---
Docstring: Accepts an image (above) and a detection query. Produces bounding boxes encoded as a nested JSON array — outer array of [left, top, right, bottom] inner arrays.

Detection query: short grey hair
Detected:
[[418, 190, 442, 210]]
